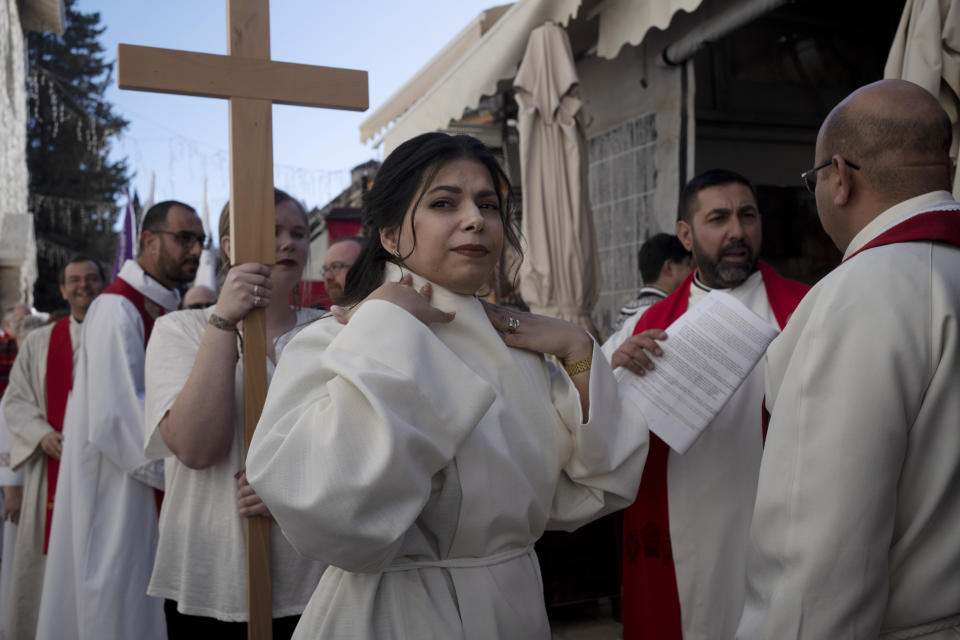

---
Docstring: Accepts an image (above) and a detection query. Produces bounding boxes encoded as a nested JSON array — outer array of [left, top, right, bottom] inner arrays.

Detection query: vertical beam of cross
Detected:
[[116, 2, 368, 638], [226, 3, 274, 637]]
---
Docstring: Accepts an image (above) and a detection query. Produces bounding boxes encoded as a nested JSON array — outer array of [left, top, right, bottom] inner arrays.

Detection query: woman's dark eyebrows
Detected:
[[426, 185, 498, 198]]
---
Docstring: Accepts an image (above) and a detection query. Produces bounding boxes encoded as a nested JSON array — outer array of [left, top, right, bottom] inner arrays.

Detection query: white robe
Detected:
[[737, 192, 960, 639], [0, 399, 23, 640], [1, 317, 81, 639], [36, 260, 178, 640], [144, 306, 327, 621], [630, 272, 776, 640], [246, 264, 650, 639]]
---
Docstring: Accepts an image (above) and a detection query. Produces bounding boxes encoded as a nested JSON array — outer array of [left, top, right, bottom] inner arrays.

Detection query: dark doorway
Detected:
[[694, 0, 904, 284]]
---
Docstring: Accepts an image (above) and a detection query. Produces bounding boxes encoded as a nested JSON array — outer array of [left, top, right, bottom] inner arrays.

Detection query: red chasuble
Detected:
[[101, 276, 167, 514], [621, 261, 809, 640], [43, 317, 73, 553]]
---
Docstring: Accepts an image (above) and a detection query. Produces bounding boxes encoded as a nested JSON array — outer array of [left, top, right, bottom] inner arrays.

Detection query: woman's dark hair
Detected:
[[341, 132, 521, 304]]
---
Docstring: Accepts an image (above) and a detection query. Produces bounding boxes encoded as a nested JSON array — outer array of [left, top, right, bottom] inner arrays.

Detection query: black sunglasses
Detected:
[[153, 229, 208, 248]]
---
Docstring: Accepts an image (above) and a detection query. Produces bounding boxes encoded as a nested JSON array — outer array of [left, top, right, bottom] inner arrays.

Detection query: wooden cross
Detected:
[[117, 2, 367, 637]]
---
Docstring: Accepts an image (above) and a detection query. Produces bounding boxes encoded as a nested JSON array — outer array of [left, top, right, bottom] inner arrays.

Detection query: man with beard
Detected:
[[2, 256, 104, 639], [612, 169, 809, 640], [37, 201, 202, 640]]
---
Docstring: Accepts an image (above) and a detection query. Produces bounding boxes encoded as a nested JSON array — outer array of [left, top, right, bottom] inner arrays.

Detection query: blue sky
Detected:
[[76, 1, 503, 218]]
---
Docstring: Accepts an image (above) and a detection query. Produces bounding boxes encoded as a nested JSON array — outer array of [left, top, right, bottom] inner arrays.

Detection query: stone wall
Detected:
[[588, 112, 658, 338]]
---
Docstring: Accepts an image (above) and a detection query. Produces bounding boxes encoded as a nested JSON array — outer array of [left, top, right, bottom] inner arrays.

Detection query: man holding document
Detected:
[[614, 169, 809, 640], [737, 80, 960, 639]]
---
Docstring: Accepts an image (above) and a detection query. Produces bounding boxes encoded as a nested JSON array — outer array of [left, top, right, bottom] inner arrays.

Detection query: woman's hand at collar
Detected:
[[482, 301, 593, 366]]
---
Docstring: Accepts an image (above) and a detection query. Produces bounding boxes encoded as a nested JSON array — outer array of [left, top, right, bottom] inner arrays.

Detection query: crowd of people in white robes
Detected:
[[0, 78, 958, 640]]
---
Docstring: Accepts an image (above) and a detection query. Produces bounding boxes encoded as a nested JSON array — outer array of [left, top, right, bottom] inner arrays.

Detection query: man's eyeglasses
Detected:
[[801, 159, 861, 193], [321, 262, 352, 277], [153, 230, 208, 248]]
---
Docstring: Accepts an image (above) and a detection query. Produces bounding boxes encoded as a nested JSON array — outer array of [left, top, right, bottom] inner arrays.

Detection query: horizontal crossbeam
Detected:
[[117, 44, 368, 111]]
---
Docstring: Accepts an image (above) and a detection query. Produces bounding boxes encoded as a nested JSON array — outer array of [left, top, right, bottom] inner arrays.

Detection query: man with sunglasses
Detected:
[[738, 80, 960, 638], [614, 169, 809, 640], [38, 201, 202, 640]]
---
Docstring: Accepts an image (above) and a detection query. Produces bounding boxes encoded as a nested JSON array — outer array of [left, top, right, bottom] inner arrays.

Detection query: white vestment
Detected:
[[144, 306, 327, 620], [1, 317, 81, 639], [0, 400, 23, 639], [737, 192, 960, 639], [246, 264, 650, 639], [666, 272, 777, 640], [36, 260, 178, 640]]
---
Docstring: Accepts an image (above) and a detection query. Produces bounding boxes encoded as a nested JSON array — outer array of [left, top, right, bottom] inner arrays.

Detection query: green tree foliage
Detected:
[[27, 0, 129, 311]]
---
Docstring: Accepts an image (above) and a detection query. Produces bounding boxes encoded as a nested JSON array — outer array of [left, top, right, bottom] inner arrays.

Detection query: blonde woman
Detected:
[[144, 189, 325, 639]]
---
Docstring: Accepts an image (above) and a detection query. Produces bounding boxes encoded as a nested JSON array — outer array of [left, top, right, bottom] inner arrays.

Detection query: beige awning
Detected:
[[374, 0, 710, 154], [595, 0, 705, 59], [884, 0, 960, 197], [360, 3, 513, 143], [379, 0, 583, 154]]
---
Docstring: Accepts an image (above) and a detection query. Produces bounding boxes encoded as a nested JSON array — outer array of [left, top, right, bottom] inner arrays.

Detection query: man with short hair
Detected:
[[602, 233, 692, 361], [37, 201, 203, 640], [737, 80, 960, 639], [613, 169, 809, 640], [2, 256, 104, 639], [322, 235, 362, 305]]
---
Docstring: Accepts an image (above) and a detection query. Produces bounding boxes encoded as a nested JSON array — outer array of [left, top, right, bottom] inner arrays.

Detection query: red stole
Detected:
[[102, 276, 164, 343], [43, 318, 73, 553], [102, 276, 166, 514], [760, 209, 960, 430], [843, 208, 960, 261], [620, 261, 809, 640]]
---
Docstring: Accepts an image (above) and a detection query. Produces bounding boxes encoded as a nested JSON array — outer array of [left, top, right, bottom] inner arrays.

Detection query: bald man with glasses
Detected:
[[738, 79, 960, 639]]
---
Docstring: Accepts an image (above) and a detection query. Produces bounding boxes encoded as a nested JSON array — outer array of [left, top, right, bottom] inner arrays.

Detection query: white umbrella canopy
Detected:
[[514, 22, 601, 336], [885, 0, 960, 196]]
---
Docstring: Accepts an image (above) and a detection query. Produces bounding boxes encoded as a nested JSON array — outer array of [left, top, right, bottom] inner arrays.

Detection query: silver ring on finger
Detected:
[[254, 295, 261, 306], [253, 284, 261, 297], [507, 316, 520, 334]]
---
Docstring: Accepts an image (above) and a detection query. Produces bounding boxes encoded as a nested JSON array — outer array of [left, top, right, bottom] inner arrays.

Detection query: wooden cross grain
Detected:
[[117, 2, 367, 637]]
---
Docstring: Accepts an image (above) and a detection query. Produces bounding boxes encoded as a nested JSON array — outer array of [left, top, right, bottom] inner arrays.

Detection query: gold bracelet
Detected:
[[563, 353, 592, 377], [208, 313, 238, 332]]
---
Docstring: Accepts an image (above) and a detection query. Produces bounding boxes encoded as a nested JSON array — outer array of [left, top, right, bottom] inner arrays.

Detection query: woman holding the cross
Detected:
[[143, 189, 326, 639], [246, 133, 650, 639]]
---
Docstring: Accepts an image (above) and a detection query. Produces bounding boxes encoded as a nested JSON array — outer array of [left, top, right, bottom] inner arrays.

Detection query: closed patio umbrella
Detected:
[[885, 0, 960, 196], [514, 22, 601, 335]]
